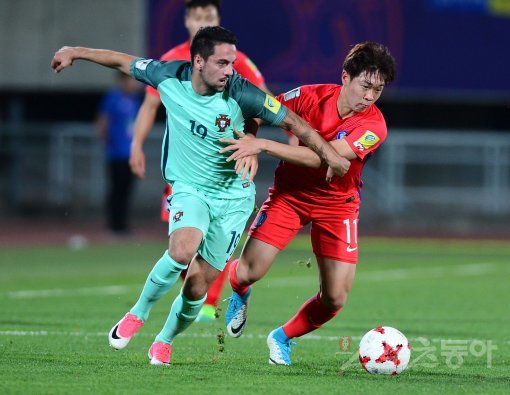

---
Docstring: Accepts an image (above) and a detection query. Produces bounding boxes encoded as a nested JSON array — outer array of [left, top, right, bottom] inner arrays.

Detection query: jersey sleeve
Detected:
[[275, 87, 303, 136], [130, 58, 189, 90], [234, 51, 265, 88], [144, 45, 189, 98], [344, 122, 387, 160], [275, 86, 303, 113], [229, 74, 287, 126]]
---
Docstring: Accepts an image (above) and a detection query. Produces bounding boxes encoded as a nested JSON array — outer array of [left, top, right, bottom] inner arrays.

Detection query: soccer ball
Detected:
[[359, 326, 411, 375]]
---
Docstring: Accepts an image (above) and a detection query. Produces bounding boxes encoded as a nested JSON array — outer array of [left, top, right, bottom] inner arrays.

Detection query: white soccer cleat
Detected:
[[225, 288, 251, 338], [148, 341, 172, 366], [267, 328, 294, 365], [108, 312, 144, 350]]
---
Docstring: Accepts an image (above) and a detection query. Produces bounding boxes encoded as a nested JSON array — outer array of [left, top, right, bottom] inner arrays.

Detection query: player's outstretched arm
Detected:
[[278, 110, 351, 177], [220, 132, 320, 167], [220, 131, 356, 169], [51, 46, 136, 75]]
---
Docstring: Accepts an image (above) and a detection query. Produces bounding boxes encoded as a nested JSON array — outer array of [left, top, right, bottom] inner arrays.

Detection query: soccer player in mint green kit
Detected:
[[51, 26, 350, 365]]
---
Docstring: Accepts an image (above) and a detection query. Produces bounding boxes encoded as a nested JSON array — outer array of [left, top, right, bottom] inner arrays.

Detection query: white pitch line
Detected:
[[360, 262, 498, 282], [5, 285, 133, 299], [0, 330, 504, 345], [2, 262, 503, 299], [267, 262, 500, 287]]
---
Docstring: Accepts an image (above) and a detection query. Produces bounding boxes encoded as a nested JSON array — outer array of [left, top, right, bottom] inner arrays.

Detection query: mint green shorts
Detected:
[[167, 182, 255, 271]]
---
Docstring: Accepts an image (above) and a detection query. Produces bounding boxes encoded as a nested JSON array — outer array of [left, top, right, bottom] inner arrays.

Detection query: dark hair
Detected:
[[185, 0, 221, 14], [190, 26, 237, 64], [343, 42, 396, 84]]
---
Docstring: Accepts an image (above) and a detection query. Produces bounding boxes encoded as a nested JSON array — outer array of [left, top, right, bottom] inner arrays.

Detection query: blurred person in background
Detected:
[[96, 72, 142, 236], [222, 42, 396, 365], [129, 0, 274, 322]]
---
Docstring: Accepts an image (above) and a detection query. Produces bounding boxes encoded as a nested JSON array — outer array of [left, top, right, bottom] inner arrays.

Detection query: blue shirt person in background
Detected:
[[96, 72, 142, 235]]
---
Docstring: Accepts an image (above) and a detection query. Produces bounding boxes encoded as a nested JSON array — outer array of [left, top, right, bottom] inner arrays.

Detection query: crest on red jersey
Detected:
[[215, 114, 231, 132]]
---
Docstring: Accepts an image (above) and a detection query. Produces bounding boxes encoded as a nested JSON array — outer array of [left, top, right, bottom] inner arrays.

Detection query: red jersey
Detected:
[[146, 40, 265, 97], [274, 84, 387, 204]]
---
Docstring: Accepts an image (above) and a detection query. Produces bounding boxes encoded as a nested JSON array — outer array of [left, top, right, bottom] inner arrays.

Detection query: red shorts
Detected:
[[248, 192, 360, 263], [160, 184, 173, 222]]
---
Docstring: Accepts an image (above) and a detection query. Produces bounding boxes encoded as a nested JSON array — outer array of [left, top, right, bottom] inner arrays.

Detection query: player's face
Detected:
[[185, 5, 220, 39], [342, 71, 385, 113], [199, 43, 236, 94]]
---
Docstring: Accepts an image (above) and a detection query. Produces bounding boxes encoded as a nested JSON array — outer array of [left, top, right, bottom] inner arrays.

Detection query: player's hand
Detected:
[[130, 144, 146, 179], [51, 46, 77, 73], [235, 154, 259, 182], [219, 130, 263, 161], [325, 156, 351, 181]]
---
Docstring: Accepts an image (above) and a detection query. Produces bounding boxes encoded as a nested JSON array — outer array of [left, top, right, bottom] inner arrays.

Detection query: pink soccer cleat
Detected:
[[108, 312, 144, 350], [148, 341, 172, 365]]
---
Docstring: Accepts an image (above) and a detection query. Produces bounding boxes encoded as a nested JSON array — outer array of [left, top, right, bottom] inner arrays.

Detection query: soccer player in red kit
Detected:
[[221, 42, 396, 365], [129, 0, 269, 322]]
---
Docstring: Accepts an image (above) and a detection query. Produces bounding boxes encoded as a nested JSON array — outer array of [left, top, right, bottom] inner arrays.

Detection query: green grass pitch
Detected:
[[1, 236, 509, 394]]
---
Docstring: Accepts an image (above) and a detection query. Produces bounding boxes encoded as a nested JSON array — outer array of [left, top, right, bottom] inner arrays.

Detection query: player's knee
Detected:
[[245, 272, 263, 284], [182, 281, 207, 300], [185, 286, 206, 300], [321, 292, 348, 311], [237, 258, 263, 284], [168, 244, 195, 265]]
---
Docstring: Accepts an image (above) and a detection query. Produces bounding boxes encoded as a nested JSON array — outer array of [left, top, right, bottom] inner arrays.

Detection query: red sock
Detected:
[[229, 259, 251, 297], [204, 260, 231, 307], [282, 292, 341, 338]]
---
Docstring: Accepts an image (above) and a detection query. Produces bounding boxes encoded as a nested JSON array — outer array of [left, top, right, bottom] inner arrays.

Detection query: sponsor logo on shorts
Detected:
[[346, 245, 358, 252], [254, 211, 267, 229], [215, 114, 231, 132], [135, 58, 153, 70], [264, 94, 281, 114], [353, 130, 379, 151], [242, 181, 251, 188], [173, 210, 183, 222]]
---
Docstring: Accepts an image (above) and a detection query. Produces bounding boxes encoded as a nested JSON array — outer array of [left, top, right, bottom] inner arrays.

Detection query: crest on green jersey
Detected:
[[215, 114, 231, 132]]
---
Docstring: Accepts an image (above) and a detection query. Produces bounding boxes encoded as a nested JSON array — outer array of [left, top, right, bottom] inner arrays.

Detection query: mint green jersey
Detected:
[[130, 59, 288, 199]]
